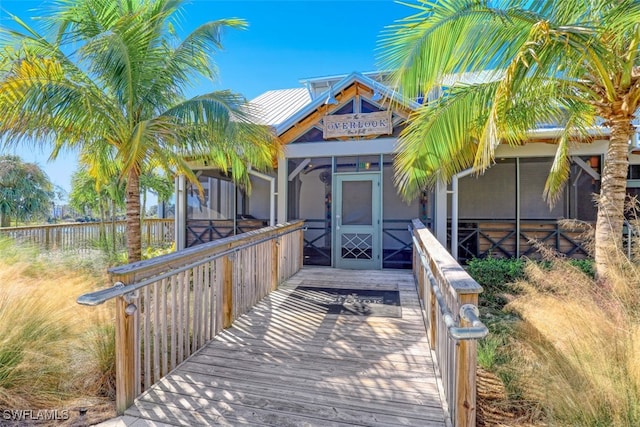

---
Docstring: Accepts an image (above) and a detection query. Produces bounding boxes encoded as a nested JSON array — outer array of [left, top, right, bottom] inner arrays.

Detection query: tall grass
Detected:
[[0, 238, 115, 410], [507, 244, 640, 426]]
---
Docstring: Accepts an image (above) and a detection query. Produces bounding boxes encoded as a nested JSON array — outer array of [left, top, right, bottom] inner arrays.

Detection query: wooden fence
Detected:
[[0, 219, 174, 251], [411, 219, 488, 427], [77, 220, 305, 414]]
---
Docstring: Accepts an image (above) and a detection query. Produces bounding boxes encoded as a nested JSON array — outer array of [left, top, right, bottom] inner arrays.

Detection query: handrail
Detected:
[[76, 220, 305, 415], [0, 217, 170, 231], [77, 221, 304, 306], [108, 219, 303, 282], [410, 218, 485, 427], [412, 234, 488, 340]]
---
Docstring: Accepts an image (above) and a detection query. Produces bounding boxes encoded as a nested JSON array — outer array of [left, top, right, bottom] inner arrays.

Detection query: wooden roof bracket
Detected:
[[572, 156, 601, 181]]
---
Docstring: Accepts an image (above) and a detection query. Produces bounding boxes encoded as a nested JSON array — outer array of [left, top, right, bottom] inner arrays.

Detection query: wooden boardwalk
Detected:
[[121, 267, 447, 426]]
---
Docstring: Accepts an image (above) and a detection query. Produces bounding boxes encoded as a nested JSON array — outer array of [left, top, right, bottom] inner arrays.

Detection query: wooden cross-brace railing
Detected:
[[411, 219, 488, 427], [77, 220, 305, 414]]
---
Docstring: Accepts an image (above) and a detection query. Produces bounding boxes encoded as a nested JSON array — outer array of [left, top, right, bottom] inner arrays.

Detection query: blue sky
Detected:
[[0, 0, 411, 196]]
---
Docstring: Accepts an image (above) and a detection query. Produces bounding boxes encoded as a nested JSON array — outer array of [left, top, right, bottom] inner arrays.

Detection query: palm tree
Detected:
[[379, 0, 640, 279], [0, 155, 54, 227], [0, 0, 278, 262]]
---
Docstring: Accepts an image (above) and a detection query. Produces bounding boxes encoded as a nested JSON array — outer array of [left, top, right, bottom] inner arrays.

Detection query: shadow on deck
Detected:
[[109, 268, 447, 426]]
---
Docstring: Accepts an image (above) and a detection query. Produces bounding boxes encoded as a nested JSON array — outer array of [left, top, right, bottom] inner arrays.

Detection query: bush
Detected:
[[466, 257, 525, 314], [466, 257, 525, 288], [568, 258, 595, 278]]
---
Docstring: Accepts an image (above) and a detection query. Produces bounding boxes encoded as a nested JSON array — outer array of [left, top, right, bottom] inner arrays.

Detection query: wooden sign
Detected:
[[323, 111, 392, 139]]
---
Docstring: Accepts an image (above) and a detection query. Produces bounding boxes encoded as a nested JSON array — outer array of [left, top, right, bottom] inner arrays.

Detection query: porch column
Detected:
[[515, 158, 521, 258], [277, 155, 287, 225], [175, 175, 186, 250], [451, 168, 475, 260], [434, 178, 448, 248]]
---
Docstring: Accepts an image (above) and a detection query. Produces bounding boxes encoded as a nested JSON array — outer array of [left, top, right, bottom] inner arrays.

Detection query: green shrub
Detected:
[[466, 257, 525, 313], [466, 257, 525, 288], [568, 258, 595, 278]]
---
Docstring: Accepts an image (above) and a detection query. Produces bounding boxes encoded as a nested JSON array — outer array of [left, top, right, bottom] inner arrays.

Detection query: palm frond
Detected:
[[378, 0, 543, 100], [0, 54, 123, 151]]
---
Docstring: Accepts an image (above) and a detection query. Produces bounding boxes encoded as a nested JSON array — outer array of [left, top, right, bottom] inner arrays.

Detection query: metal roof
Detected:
[[248, 88, 312, 127], [440, 69, 504, 86]]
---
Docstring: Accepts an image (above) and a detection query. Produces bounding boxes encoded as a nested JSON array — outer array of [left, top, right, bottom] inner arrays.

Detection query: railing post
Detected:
[[222, 254, 234, 328], [455, 293, 479, 427], [114, 290, 138, 415], [145, 222, 151, 247], [271, 238, 279, 291], [45, 227, 51, 250], [428, 283, 436, 350], [299, 228, 304, 270]]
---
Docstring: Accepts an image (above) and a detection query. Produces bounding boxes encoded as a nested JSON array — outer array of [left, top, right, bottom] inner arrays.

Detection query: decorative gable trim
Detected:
[[278, 75, 414, 145]]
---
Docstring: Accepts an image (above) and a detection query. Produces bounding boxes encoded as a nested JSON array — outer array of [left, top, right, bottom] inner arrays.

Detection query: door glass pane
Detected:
[[342, 181, 372, 225]]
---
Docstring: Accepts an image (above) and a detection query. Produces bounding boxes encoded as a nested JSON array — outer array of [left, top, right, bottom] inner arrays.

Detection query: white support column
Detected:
[[451, 168, 475, 260], [452, 176, 459, 260], [277, 155, 287, 225], [515, 158, 521, 258], [434, 178, 448, 248], [248, 168, 276, 227], [175, 175, 186, 251]]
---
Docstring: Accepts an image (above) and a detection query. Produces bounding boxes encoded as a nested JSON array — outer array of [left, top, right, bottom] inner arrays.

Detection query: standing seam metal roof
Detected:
[[248, 88, 312, 127]]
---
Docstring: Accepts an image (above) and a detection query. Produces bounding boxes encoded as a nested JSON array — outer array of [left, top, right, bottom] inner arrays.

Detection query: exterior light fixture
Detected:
[[324, 87, 338, 105], [371, 90, 383, 102]]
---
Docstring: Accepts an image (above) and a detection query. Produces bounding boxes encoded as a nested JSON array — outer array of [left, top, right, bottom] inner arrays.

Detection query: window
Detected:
[[293, 127, 324, 143], [361, 99, 382, 113], [186, 174, 244, 220]]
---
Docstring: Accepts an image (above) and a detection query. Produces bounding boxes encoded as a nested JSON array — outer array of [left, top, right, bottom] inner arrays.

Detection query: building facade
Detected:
[[173, 72, 640, 269]]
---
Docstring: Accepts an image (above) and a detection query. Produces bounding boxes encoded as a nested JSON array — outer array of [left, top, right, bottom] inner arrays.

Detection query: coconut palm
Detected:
[[379, 0, 640, 279], [0, 0, 278, 262]]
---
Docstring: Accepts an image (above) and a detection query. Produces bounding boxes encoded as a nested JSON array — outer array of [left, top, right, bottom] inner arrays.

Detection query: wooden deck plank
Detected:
[[125, 267, 447, 426]]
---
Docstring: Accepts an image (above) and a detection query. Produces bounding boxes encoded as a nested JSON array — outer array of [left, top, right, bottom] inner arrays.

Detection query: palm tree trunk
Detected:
[[126, 168, 143, 263], [594, 117, 632, 280], [0, 214, 9, 228]]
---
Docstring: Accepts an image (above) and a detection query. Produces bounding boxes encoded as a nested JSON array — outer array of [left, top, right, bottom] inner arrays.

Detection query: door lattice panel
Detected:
[[341, 233, 373, 259]]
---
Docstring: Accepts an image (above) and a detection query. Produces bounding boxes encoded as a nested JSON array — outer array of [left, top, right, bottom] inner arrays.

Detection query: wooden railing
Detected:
[[185, 219, 266, 247], [452, 219, 591, 261], [411, 219, 487, 427], [77, 220, 304, 414], [0, 218, 174, 251]]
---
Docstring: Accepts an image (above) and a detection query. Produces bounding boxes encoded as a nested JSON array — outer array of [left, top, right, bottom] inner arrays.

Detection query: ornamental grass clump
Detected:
[[0, 238, 114, 410], [507, 245, 640, 426]]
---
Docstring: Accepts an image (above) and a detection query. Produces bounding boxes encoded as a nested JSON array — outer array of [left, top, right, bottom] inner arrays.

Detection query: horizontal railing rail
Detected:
[[0, 218, 174, 251], [77, 220, 305, 415], [411, 218, 487, 427]]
